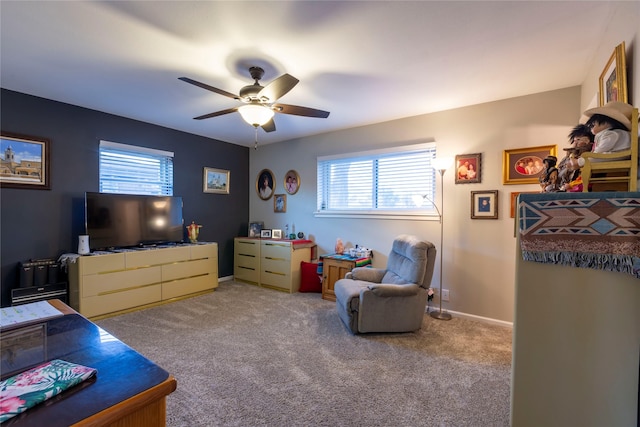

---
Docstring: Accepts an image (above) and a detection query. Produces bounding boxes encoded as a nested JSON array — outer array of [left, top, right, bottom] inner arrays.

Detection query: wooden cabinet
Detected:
[[69, 243, 218, 318], [234, 238, 313, 293], [321, 255, 372, 301]]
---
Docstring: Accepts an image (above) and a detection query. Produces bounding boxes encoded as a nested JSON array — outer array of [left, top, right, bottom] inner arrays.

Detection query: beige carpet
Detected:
[[96, 281, 513, 426]]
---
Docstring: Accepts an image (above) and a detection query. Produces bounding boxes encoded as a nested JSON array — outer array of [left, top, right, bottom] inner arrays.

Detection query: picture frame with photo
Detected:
[[454, 153, 482, 184], [0, 131, 51, 190], [256, 169, 275, 200], [271, 229, 282, 239], [599, 42, 627, 106], [260, 229, 272, 238], [284, 169, 300, 195], [502, 145, 557, 185], [471, 190, 498, 219], [274, 194, 286, 213], [248, 221, 264, 238], [203, 167, 230, 194]]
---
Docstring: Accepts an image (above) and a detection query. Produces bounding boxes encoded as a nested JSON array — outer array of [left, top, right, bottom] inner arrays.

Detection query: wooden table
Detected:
[[1, 300, 177, 426]]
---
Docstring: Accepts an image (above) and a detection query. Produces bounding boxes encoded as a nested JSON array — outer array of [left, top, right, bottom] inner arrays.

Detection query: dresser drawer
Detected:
[[162, 274, 215, 299], [191, 243, 217, 260], [80, 253, 125, 275], [80, 284, 162, 318], [162, 258, 211, 282], [235, 239, 260, 256], [82, 266, 162, 297], [126, 246, 190, 268], [261, 241, 291, 260]]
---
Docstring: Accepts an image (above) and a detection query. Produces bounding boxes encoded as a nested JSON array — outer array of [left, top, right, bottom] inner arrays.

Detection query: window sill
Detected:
[[313, 210, 440, 221]]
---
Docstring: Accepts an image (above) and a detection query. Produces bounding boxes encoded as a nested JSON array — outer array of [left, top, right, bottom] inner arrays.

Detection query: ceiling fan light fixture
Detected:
[[238, 104, 274, 127]]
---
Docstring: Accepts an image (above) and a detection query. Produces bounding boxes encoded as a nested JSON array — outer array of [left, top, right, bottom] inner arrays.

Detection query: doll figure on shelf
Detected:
[[539, 155, 560, 192], [187, 221, 202, 243], [566, 101, 633, 170], [335, 238, 344, 255], [557, 124, 594, 190]]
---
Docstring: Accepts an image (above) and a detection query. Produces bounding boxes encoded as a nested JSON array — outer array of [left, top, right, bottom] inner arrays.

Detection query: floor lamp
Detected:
[[430, 157, 453, 321]]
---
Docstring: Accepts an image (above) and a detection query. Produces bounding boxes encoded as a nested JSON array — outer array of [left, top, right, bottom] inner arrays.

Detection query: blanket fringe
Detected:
[[522, 251, 640, 280]]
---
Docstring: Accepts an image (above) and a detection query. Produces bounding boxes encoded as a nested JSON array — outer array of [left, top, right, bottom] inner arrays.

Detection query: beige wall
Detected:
[[249, 1, 638, 326], [250, 86, 580, 324]]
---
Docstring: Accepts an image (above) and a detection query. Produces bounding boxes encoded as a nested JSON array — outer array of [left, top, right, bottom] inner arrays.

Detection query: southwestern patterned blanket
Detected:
[[518, 192, 640, 279]]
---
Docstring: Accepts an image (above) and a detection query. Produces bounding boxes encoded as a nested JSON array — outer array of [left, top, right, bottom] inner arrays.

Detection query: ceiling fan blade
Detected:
[[273, 103, 330, 118], [258, 74, 299, 102], [262, 118, 276, 133], [179, 77, 239, 100], [193, 107, 238, 120]]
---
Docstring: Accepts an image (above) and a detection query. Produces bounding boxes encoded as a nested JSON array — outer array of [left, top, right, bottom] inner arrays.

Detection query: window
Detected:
[[99, 140, 174, 195], [316, 143, 439, 219]]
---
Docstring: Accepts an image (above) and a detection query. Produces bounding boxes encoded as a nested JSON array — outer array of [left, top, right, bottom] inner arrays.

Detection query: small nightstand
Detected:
[[320, 254, 371, 301]]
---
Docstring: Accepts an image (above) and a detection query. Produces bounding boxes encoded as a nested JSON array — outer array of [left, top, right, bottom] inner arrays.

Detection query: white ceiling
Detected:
[[0, 1, 615, 147]]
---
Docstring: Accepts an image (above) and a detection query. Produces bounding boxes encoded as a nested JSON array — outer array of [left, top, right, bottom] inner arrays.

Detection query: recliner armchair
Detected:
[[334, 234, 436, 334]]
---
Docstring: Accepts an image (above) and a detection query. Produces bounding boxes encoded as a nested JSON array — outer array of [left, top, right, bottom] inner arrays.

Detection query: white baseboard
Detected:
[[219, 275, 234, 282], [426, 305, 513, 328]]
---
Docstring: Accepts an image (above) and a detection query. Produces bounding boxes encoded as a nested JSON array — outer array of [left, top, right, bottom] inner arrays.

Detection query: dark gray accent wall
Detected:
[[0, 89, 249, 306]]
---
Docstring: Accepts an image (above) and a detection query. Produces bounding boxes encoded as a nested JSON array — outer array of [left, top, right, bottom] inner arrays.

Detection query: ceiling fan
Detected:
[[179, 67, 330, 133]]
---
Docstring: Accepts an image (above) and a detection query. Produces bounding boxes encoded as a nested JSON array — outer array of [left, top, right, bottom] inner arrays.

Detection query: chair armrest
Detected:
[[346, 267, 386, 282], [367, 283, 420, 297], [581, 150, 632, 162]]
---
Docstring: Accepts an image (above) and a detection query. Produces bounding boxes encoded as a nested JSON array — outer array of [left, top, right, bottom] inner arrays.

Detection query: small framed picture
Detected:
[[248, 221, 264, 237], [284, 170, 300, 195], [471, 190, 498, 219], [256, 169, 275, 200], [260, 229, 272, 238], [455, 153, 481, 184], [272, 229, 282, 239], [502, 145, 557, 185], [599, 42, 627, 106], [203, 167, 230, 194], [0, 132, 51, 190], [274, 194, 286, 213]]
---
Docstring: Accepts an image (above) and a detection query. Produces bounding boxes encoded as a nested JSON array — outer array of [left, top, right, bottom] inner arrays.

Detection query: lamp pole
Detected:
[[430, 164, 452, 321]]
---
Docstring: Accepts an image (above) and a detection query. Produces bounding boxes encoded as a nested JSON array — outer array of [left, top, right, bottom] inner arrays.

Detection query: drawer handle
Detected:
[[238, 266, 255, 271], [265, 257, 286, 261], [239, 254, 255, 258], [264, 270, 286, 276], [264, 243, 287, 247]]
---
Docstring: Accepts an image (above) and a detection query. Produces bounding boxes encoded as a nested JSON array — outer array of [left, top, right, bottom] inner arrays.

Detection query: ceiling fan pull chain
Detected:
[[254, 126, 259, 150]]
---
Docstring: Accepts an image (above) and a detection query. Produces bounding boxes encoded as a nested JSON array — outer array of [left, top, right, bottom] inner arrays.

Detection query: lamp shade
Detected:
[[238, 104, 275, 127], [433, 157, 454, 172]]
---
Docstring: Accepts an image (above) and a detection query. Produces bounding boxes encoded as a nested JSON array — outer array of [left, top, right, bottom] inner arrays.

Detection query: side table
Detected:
[[320, 254, 371, 301]]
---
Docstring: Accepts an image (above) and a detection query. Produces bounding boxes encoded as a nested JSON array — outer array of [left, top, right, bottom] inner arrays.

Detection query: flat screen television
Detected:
[[85, 192, 184, 250]]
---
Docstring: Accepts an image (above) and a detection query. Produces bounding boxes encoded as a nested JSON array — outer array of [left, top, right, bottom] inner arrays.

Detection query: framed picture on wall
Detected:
[[502, 145, 557, 185], [599, 42, 627, 106], [274, 194, 287, 213], [455, 153, 482, 184], [256, 169, 275, 200], [0, 131, 51, 190], [203, 167, 230, 194], [471, 190, 498, 219], [284, 170, 300, 195]]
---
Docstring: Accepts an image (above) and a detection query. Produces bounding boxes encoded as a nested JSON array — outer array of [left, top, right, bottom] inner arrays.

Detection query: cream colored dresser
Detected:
[[234, 237, 314, 293], [69, 243, 218, 318]]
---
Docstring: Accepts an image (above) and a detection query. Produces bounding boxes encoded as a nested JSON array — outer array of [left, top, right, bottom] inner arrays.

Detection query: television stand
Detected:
[[69, 243, 218, 318]]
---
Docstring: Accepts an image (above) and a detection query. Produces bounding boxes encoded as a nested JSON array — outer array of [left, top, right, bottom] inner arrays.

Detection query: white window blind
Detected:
[[317, 143, 438, 216], [99, 140, 174, 195]]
